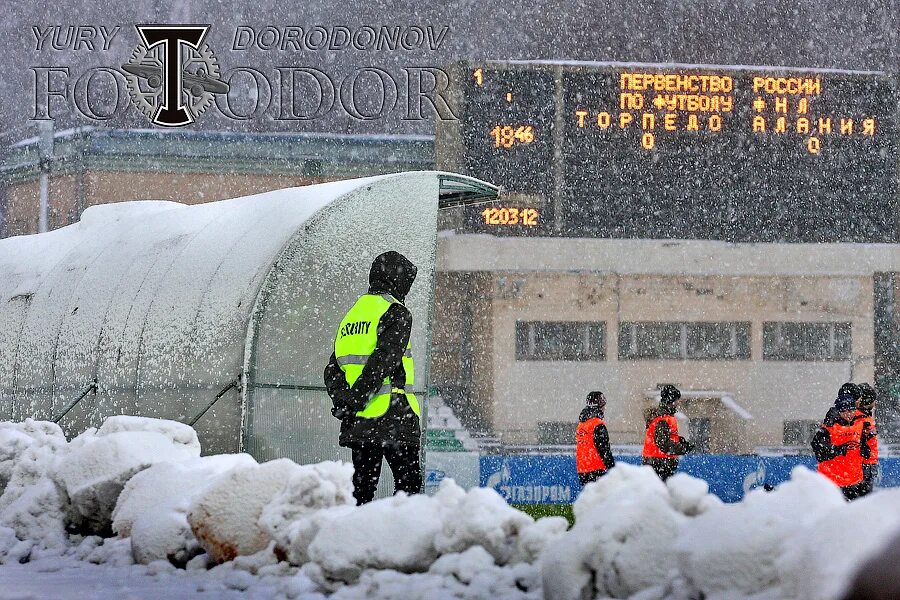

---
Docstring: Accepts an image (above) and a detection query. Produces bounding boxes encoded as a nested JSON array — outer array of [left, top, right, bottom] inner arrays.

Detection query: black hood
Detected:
[[579, 405, 604, 422], [368, 251, 417, 302], [647, 403, 676, 424]]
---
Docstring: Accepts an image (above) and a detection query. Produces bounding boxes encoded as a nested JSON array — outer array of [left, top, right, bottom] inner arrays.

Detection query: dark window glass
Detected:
[[515, 321, 606, 361], [763, 322, 852, 361], [619, 322, 751, 360], [783, 420, 819, 445]]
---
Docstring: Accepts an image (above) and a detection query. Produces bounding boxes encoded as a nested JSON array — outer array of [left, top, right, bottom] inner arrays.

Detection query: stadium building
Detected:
[[432, 61, 900, 453]]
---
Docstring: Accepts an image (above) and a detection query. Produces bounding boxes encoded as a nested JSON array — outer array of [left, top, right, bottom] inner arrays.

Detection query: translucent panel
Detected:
[[0, 295, 29, 420], [246, 387, 395, 497], [245, 174, 440, 498], [248, 174, 439, 393]]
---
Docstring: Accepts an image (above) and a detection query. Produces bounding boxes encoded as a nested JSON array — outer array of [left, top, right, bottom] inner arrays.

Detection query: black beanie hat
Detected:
[[858, 383, 876, 405], [839, 382, 861, 401], [660, 385, 681, 404], [586, 391, 606, 408]]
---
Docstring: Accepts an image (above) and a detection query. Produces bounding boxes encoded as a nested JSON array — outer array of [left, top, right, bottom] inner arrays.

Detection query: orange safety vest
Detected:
[[856, 410, 878, 465], [818, 418, 864, 487], [576, 417, 608, 474], [643, 414, 679, 460]]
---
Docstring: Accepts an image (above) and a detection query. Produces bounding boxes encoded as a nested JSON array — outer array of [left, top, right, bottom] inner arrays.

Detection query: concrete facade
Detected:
[[434, 235, 900, 451]]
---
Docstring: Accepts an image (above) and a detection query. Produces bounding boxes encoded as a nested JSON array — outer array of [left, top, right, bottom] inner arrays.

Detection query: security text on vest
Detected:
[[340, 321, 371, 337]]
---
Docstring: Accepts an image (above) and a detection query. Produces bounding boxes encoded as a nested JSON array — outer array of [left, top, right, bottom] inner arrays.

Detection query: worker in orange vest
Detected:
[[856, 383, 879, 496], [811, 392, 866, 500], [642, 385, 693, 481], [576, 391, 615, 485]]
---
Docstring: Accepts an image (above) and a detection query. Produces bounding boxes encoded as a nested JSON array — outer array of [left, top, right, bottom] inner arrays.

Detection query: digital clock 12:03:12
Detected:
[[481, 207, 540, 226]]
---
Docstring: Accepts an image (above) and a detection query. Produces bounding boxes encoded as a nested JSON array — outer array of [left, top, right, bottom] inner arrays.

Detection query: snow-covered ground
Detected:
[[1, 416, 898, 600]]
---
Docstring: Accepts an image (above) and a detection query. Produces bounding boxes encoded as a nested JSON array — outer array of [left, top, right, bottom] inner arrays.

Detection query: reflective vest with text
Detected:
[[334, 294, 419, 419]]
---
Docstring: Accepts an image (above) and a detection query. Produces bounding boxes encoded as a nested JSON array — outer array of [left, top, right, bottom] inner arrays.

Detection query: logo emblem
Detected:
[[122, 25, 229, 127]]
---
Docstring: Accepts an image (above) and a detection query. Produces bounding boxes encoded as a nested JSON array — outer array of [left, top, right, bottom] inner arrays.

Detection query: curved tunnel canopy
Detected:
[[0, 171, 498, 459]]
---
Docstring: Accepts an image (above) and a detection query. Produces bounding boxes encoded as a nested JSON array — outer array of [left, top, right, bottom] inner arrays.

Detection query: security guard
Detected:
[[642, 385, 693, 481], [324, 251, 422, 505], [576, 391, 615, 485], [811, 392, 865, 500]]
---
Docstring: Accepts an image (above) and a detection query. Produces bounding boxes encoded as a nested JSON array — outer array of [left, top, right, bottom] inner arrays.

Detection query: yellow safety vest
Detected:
[[334, 293, 419, 419]]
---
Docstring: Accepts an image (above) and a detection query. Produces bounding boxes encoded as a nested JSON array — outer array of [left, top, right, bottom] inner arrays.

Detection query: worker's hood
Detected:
[[368, 251, 417, 302]]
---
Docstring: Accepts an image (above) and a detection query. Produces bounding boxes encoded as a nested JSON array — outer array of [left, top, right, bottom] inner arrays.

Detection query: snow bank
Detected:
[[541, 464, 900, 600], [0, 420, 70, 561], [779, 488, 900, 600], [113, 454, 257, 565], [4, 415, 900, 600], [296, 479, 564, 586], [542, 464, 720, 600], [677, 466, 846, 598], [96, 416, 201, 454], [0, 416, 202, 562], [56, 420, 201, 535], [0, 420, 66, 495], [187, 458, 301, 563], [258, 460, 355, 562]]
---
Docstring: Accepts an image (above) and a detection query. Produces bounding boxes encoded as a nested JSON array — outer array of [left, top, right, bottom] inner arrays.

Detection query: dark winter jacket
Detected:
[[578, 405, 616, 472], [324, 251, 420, 447], [857, 407, 877, 463], [811, 408, 858, 463]]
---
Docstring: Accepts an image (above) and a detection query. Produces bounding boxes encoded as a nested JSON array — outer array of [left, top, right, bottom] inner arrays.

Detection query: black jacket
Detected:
[[324, 251, 420, 446], [858, 407, 876, 462], [578, 405, 615, 471]]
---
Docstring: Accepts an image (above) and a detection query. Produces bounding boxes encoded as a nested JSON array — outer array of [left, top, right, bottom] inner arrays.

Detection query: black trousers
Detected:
[[578, 469, 608, 486], [842, 481, 869, 501], [642, 457, 679, 481], [857, 464, 879, 497], [350, 440, 422, 505]]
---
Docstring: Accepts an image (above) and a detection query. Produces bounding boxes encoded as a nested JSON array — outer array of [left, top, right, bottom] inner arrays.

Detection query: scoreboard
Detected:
[[449, 61, 898, 243]]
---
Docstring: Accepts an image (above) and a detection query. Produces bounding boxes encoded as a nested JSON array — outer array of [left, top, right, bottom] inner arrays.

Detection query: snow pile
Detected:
[[0, 416, 202, 562], [0, 420, 66, 495], [113, 454, 257, 565], [542, 464, 722, 600], [779, 487, 900, 600], [271, 478, 564, 589], [258, 460, 356, 563], [541, 464, 900, 600], [96, 415, 201, 453], [676, 466, 846, 598], [56, 419, 201, 535], [187, 458, 303, 563], [0, 420, 70, 561]]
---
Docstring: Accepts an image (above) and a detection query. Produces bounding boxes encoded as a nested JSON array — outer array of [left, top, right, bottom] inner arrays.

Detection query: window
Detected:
[[783, 420, 819, 446], [618, 322, 751, 360], [515, 321, 606, 361], [763, 322, 851, 361]]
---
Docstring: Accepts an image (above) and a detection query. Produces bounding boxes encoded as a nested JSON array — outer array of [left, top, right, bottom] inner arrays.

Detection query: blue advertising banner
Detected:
[[480, 454, 900, 504]]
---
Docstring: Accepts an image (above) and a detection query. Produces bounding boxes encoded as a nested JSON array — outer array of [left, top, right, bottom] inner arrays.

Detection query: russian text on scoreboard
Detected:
[[453, 62, 898, 242]]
